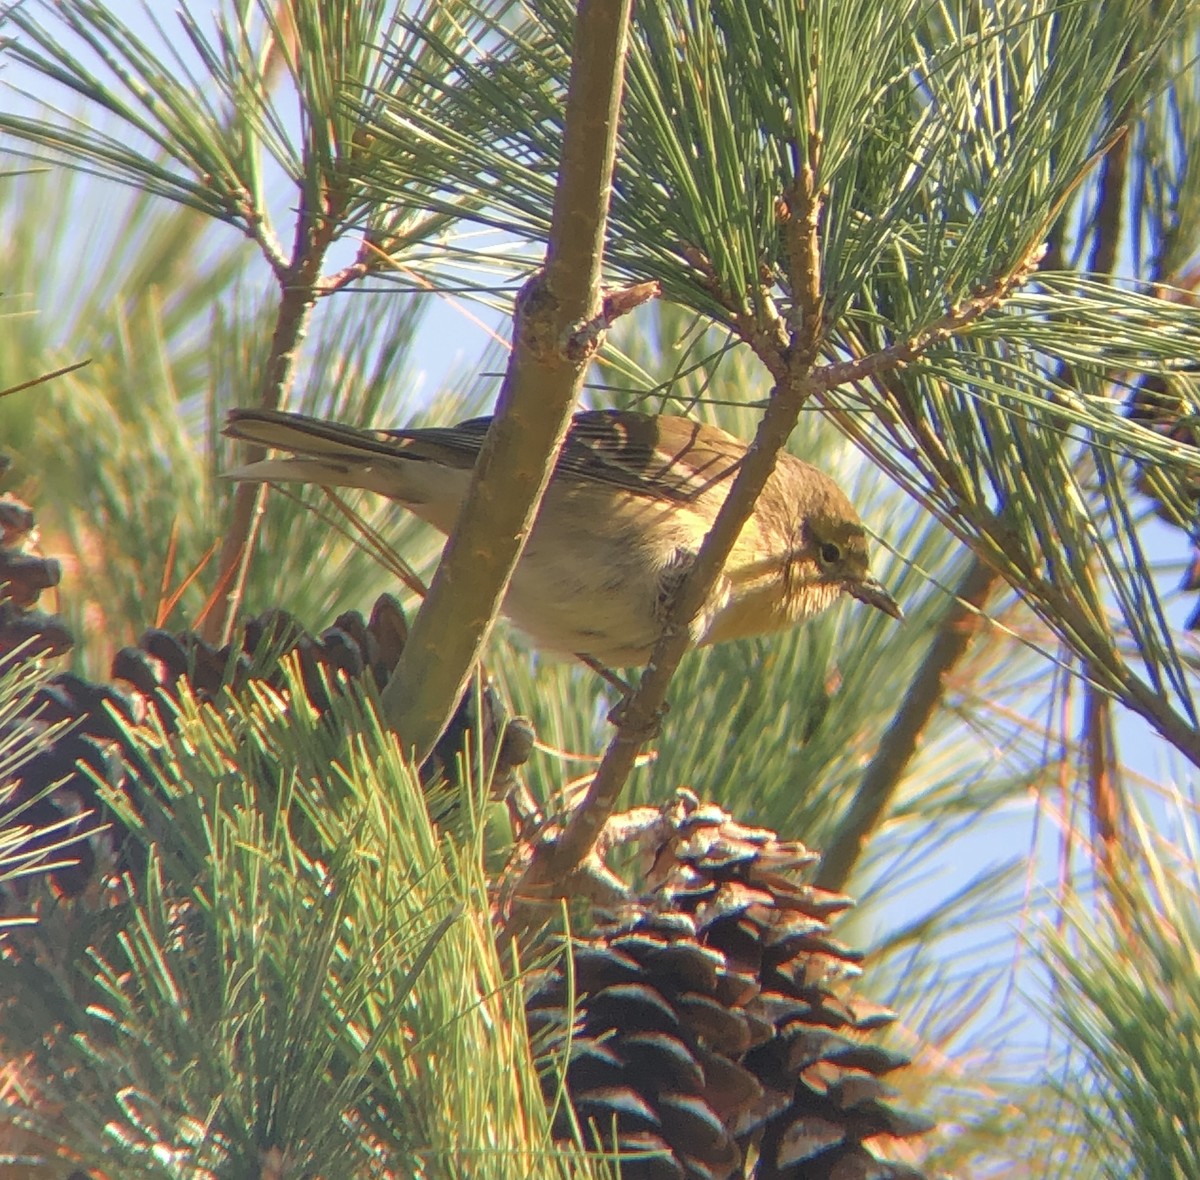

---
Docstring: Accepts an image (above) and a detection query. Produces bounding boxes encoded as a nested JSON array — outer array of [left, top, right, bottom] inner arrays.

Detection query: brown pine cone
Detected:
[[528, 793, 933, 1180], [0, 493, 72, 660], [3, 593, 532, 897]]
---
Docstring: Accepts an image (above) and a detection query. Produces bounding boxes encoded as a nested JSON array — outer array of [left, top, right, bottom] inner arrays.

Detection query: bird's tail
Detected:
[[222, 408, 414, 495], [224, 407, 414, 460]]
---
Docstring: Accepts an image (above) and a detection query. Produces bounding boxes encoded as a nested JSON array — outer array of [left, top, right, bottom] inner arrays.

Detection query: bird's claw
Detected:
[[577, 651, 669, 734], [606, 694, 669, 737]]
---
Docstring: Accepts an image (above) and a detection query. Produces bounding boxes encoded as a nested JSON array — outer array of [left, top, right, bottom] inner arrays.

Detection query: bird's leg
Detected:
[[575, 652, 637, 697], [575, 652, 668, 734]]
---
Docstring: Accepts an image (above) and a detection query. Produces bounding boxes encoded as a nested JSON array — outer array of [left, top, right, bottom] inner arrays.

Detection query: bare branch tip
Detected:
[[602, 279, 661, 322], [564, 281, 661, 363]]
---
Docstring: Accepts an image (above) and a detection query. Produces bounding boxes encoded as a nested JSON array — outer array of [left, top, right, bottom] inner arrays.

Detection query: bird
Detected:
[[222, 407, 901, 666]]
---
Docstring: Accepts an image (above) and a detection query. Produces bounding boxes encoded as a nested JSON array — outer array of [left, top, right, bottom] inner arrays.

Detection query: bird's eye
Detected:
[[819, 541, 842, 565]]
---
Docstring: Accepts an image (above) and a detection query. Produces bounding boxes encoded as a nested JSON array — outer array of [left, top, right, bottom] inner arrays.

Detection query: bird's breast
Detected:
[[696, 551, 837, 647], [499, 489, 702, 665]]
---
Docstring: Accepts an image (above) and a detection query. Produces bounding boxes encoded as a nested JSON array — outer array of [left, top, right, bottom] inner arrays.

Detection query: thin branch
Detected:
[[511, 171, 1053, 911], [204, 184, 347, 644], [567, 279, 661, 358], [1087, 124, 1131, 278], [816, 555, 1001, 892], [527, 362, 811, 887], [0, 359, 91, 400], [317, 236, 384, 296], [779, 109, 825, 353], [811, 247, 1046, 394], [1082, 105, 1131, 886], [1084, 674, 1123, 880], [511, 146, 831, 910], [380, 0, 636, 762], [680, 242, 789, 375], [242, 193, 289, 277]]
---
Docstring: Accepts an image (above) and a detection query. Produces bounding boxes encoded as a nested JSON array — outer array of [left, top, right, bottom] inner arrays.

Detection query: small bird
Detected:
[[223, 407, 900, 666]]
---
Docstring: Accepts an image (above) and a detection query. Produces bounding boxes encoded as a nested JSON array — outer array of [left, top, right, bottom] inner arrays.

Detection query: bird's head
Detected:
[[806, 515, 903, 620]]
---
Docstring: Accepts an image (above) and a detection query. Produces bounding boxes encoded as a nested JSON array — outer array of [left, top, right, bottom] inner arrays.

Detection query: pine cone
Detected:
[[0, 494, 72, 660], [3, 591, 532, 896], [1126, 368, 1200, 625], [106, 595, 526, 795], [528, 793, 933, 1180], [0, 493, 94, 893]]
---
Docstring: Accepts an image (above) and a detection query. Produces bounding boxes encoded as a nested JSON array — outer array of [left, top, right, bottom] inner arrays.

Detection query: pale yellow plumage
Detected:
[[223, 407, 900, 665]]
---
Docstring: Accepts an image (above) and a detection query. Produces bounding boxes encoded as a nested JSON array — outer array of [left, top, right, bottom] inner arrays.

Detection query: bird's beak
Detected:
[[848, 576, 903, 620]]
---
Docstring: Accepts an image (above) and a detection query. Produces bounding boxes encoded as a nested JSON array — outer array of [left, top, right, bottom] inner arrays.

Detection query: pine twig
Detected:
[[204, 187, 348, 645], [1088, 126, 1131, 278], [513, 185, 1056, 916], [0, 359, 91, 401], [1084, 675, 1123, 880], [810, 249, 1046, 395]]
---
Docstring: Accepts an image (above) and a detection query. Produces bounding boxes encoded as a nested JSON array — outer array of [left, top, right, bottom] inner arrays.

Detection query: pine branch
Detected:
[[1088, 126, 1133, 277], [510, 122, 832, 914], [810, 248, 1047, 392], [0, 359, 91, 401], [1084, 676, 1123, 879], [1081, 97, 1132, 887], [513, 206, 1050, 914], [380, 0, 636, 762], [207, 203, 341, 644]]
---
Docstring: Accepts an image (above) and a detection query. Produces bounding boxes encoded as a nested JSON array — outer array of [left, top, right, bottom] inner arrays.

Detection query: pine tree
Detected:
[[2, 1, 1200, 1176]]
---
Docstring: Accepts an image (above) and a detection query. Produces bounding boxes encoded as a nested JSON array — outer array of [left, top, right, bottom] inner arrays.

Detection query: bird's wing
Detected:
[[379, 411, 744, 501], [225, 408, 745, 502], [549, 411, 745, 502]]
